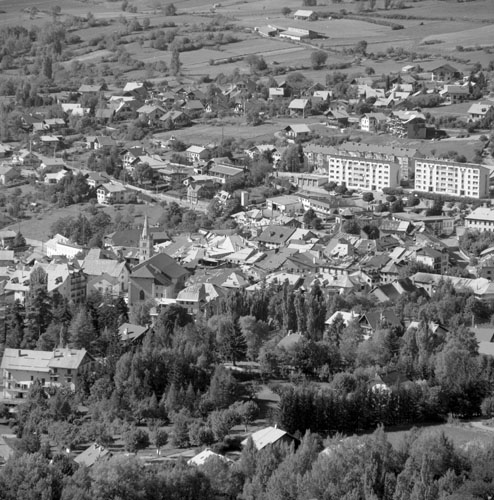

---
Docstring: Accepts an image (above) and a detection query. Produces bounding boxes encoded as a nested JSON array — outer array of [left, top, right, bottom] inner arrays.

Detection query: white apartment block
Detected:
[[414, 159, 489, 199], [327, 154, 400, 191], [465, 207, 494, 232]]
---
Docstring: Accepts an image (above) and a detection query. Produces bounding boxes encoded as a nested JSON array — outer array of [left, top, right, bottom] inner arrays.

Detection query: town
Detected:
[[0, 0, 494, 498]]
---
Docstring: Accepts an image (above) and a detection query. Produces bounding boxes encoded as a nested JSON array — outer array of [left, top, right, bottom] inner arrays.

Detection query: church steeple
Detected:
[[139, 214, 153, 263]]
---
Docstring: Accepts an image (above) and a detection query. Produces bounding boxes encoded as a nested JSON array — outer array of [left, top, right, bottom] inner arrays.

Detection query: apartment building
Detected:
[[414, 159, 489, 199], [304, 143, 420, 180], [327, 154, 401, 191], [1, 348, 91, 400]]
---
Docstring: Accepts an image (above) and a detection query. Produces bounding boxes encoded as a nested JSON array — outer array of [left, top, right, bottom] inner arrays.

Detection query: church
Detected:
[[128, 215, 190, 307]]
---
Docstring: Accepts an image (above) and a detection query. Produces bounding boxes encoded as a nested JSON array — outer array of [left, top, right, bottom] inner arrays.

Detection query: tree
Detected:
[[355, 40, 368, 56], [122, 426, 150, 454], [12, 231, 26, 248], [208, 365, 239, 409], [281, 7, 291, 15], [362, 192, 374, 203], [68, 307, 97, 351], [164, 3, 177, 15], [311, 51, 328, 69], [153, 429, 168, 455], [211, 315, 246, 365], [170, 48, 181, 76], [281, 144, 303, 173]]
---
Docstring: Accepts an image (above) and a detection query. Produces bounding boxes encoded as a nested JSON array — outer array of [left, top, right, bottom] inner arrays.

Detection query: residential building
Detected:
[[82, 249, 130, 294], [468, 102, 493, 121], [208, 164, 244, 184], [0, 165, 17, 185], [326, 154, 400, 191], [465, 206, 494, 232], [288, 99, 310, 116], [293, 9, 317, 20], [360, 112, 387, 132], [388, 111, 426, 139], [414, 159, 489, 198], [414, 247, 448, 274], [284, 124, 311, 139], [45, 234, 85, 259], [74, 443, 112, 467], [241, 426, 299, 450], [176, 283, 224, 315], [186, 145, 209, 163], [431, 63, 461, 82], [441, 85, 470, 104], [1, 348, 91, 400], [96, 182, 132, 205], [256, 225, 296, 250], [36, 262, 87, 303]]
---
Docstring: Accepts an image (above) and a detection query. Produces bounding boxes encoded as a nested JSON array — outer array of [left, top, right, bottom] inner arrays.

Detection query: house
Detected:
[[256, 225, 296, 249], [61, 103, 89, 116], [78, 84, 105, 94], [360, 112, 387, 132], [441, 85, 470, 104], [87, 136, 117, 151], [312, 90, 332, 104], [128, 252, 190, 306], [269, 87, 287, 99], [45, 234, 85, 259], [186, 145, 209, 163], [414, 246, 448, 274], [74, 443, 112, 467], [96, 183, 132, 205], [44, 169, 69, 184], [431, 63, 461, 82], [325, 109, 349, 128], [288, 99, 310, 116], [388, 110, 426, 139], [176, 282, 224, 314], [123, 81, 148, 98], [181, 99, 204, 118], [118, 323, 149, 346], [187, 449, 231, 466], [95, 108, 115, 122], [208, 164, 244, 184], [359, 309, 402, 335], [241, 426, 299, 450], [293, 9, 317, 20], [468, 102, 493, 121], [82, 253, 130, 293], [160, 110, 191, 128], [136, 104, 166, 122], [0, 165, 17, 185], [1, 348, 92, 400], [85, 171, 110, 188], [284, 124, 311, 139]]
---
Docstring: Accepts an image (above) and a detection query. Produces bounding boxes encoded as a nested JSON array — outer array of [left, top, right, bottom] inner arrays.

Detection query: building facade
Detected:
[[414, 159, 489, 198], [327, 154, 400, 191]]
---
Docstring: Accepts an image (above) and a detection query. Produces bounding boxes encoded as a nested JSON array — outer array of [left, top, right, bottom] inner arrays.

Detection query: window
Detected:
[[139, 290, 145, 301]]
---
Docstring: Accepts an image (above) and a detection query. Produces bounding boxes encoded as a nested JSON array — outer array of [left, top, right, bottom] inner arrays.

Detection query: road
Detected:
[[124, 184, 210, 213]]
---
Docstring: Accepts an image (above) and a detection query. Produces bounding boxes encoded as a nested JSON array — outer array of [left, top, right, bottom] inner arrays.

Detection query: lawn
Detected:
[[382, 422, 494, 450]]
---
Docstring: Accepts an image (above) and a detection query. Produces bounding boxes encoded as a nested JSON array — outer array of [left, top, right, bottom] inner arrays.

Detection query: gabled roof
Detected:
[[241, 426, 297, 450], [257, 225, 296, 245], [74, 443, 111, 467], [284, 124, 311, 134], [131, 252, 189, 281], [288, 98, 310, 109]]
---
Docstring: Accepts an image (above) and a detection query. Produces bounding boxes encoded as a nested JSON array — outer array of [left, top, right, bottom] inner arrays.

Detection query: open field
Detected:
[[383, 422, 494, 451]]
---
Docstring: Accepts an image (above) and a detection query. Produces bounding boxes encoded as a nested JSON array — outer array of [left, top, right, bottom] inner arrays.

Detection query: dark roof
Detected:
[[360, 309, 401, 330], [131, 252, 189, 281], [257, 226, 296, 245], [74, 443, 111, 467]]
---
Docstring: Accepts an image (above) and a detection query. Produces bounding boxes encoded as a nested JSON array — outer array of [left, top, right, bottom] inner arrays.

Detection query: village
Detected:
[[1, 0, 494, 497]]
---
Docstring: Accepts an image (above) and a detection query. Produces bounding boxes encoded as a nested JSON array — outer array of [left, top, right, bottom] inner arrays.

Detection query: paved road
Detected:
[[125, 184, 210, 213]]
